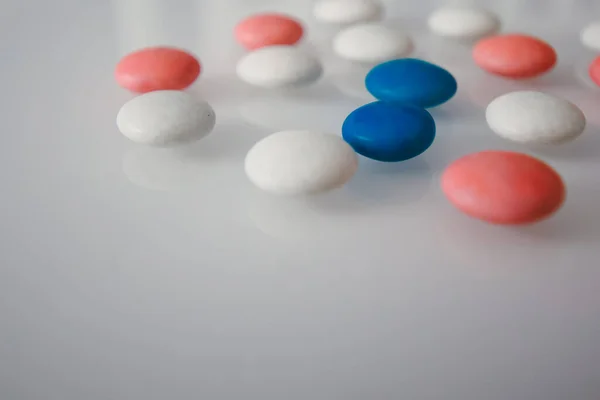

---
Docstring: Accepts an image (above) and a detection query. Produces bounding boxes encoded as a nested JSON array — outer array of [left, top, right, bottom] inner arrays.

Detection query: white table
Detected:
[[1, 0, 599, 399]]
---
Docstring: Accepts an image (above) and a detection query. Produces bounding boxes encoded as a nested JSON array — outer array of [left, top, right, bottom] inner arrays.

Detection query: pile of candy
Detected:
[[115, 0, 597, 225]]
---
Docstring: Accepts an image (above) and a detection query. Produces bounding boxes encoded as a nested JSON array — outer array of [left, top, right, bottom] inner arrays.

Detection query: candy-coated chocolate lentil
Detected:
[[473, 34, 557, 79], [115, 47, 201, 93], [589, 56, 600, 87], [365, 58, 457, 108], [342, 101, 436, 162], [441, 151, 565, 225], [235, 14, 303, 50]]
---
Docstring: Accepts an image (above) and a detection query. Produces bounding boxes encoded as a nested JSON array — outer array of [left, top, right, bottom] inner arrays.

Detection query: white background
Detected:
[[1, 0, 600, 399]]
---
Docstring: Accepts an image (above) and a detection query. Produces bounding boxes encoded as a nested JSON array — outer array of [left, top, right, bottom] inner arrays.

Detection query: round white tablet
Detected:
[[581, 21, 600, 52], [333, 23, 413, 63], [428, 7, 500, 40], [236, 46, 323, 88], [117, 91, 216, 146], [245, 130, 358, 195], [313, 0, 383, 25], [486, 91, 586, 144]]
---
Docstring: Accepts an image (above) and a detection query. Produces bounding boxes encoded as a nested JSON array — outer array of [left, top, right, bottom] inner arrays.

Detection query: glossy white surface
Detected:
[[1, 0, 600, 399]]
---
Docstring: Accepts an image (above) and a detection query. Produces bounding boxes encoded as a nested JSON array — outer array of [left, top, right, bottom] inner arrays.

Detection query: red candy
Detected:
[[235, 14, 303, 50], [589, 56, 600, 87], [473, 34, 557, 79], [441, 151, 565, 225], [115, 47, 201, 93]]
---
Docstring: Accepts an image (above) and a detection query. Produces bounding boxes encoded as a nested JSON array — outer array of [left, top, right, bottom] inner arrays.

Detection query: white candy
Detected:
[[236, 46, 323, 88], [313, 0, 382, 25], [428, 7, 500, 40], [117, 91, 215, 146], [486, 91, 586, 144], [581, 21, 600, 52], [245, 130, 358, 195], [333, 23, 413, 63]]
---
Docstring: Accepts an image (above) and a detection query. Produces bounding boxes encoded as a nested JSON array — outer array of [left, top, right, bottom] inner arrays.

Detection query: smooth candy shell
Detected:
[[236, 46, 322, 88], [589, 56, 600, 87], [333, 23, 413, 64], [365, 58, 457, 108], [245, 130, 358, 195], [486, 91, 586, 144], [342, 101, 436, 162], [115, 47, 201, 93], [427, 7, 500, 40], [313, 0, 382, 25], [117, 91, 215, 146], [235, 14, 303, 50], [581, 22, 600, 52], [473, 34, 557, 79], [441, 151, 565, 225]]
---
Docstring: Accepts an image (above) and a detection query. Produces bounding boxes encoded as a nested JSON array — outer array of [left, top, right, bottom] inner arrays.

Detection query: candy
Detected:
[[365, 58, 457, 108], [486, 91, 586, 144], [342, 101, 435, 162], [245, 130, 358, 195], [581, 21, 600, 52], [473, 34, 557, 79], [427, 6, 500, 40], [115, 47, 201, 93], [236, 46, 322, 88], [441, 151, 565, 225], [333, 23, 413, 64], [117, 91, 215, 146], [313, 0, 382, 25], [235, 14, 303, 50], [589, 56, 600, 87]]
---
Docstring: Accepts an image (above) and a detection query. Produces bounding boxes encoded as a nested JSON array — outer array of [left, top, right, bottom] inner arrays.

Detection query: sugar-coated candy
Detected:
[[117, 91, 215, 146], [581, 21, 600, 52], [245, 131, 358, 195], [473, 34, 557, 79], [442, 151, 565, 225], [236, 46, 322, 88], [235, 14, 303, 50], [342, 101, 436, 162], [365, 58, 457, 108], [333, 23, 413, 64], [313, 0, 382, 25], [115, 47, 201, 93], [428, 7, 500, 40], [486, 91, 586, 144]]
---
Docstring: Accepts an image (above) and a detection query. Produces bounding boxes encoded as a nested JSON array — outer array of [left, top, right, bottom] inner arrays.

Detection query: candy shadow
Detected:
[[122, 121, 265, 191], [343, 157, 435, 208]]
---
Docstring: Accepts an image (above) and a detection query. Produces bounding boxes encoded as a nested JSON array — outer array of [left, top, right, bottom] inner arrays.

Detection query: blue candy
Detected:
[[342, 101, 436, 162], [365, 58, 457, 108]]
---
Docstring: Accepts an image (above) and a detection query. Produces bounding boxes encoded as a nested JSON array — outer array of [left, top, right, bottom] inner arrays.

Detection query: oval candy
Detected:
[[115, 47, 201, 93], [245, 130, 358, 195], [117, 91, 216, 146], [441, 151, 565, 225], [581, 21, 600, 52], [313, 0, 382, 25], [589, 56, 600, 87], [236, 46, 323, 88], [342, 101, 436, 162], [428, 7, 500, 40], [235, 14, 303, 50], [473, 34, 557, 79], [333, 23, 413, 64], [486, 91, 586, 144], [365, 58, 457, 108]]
